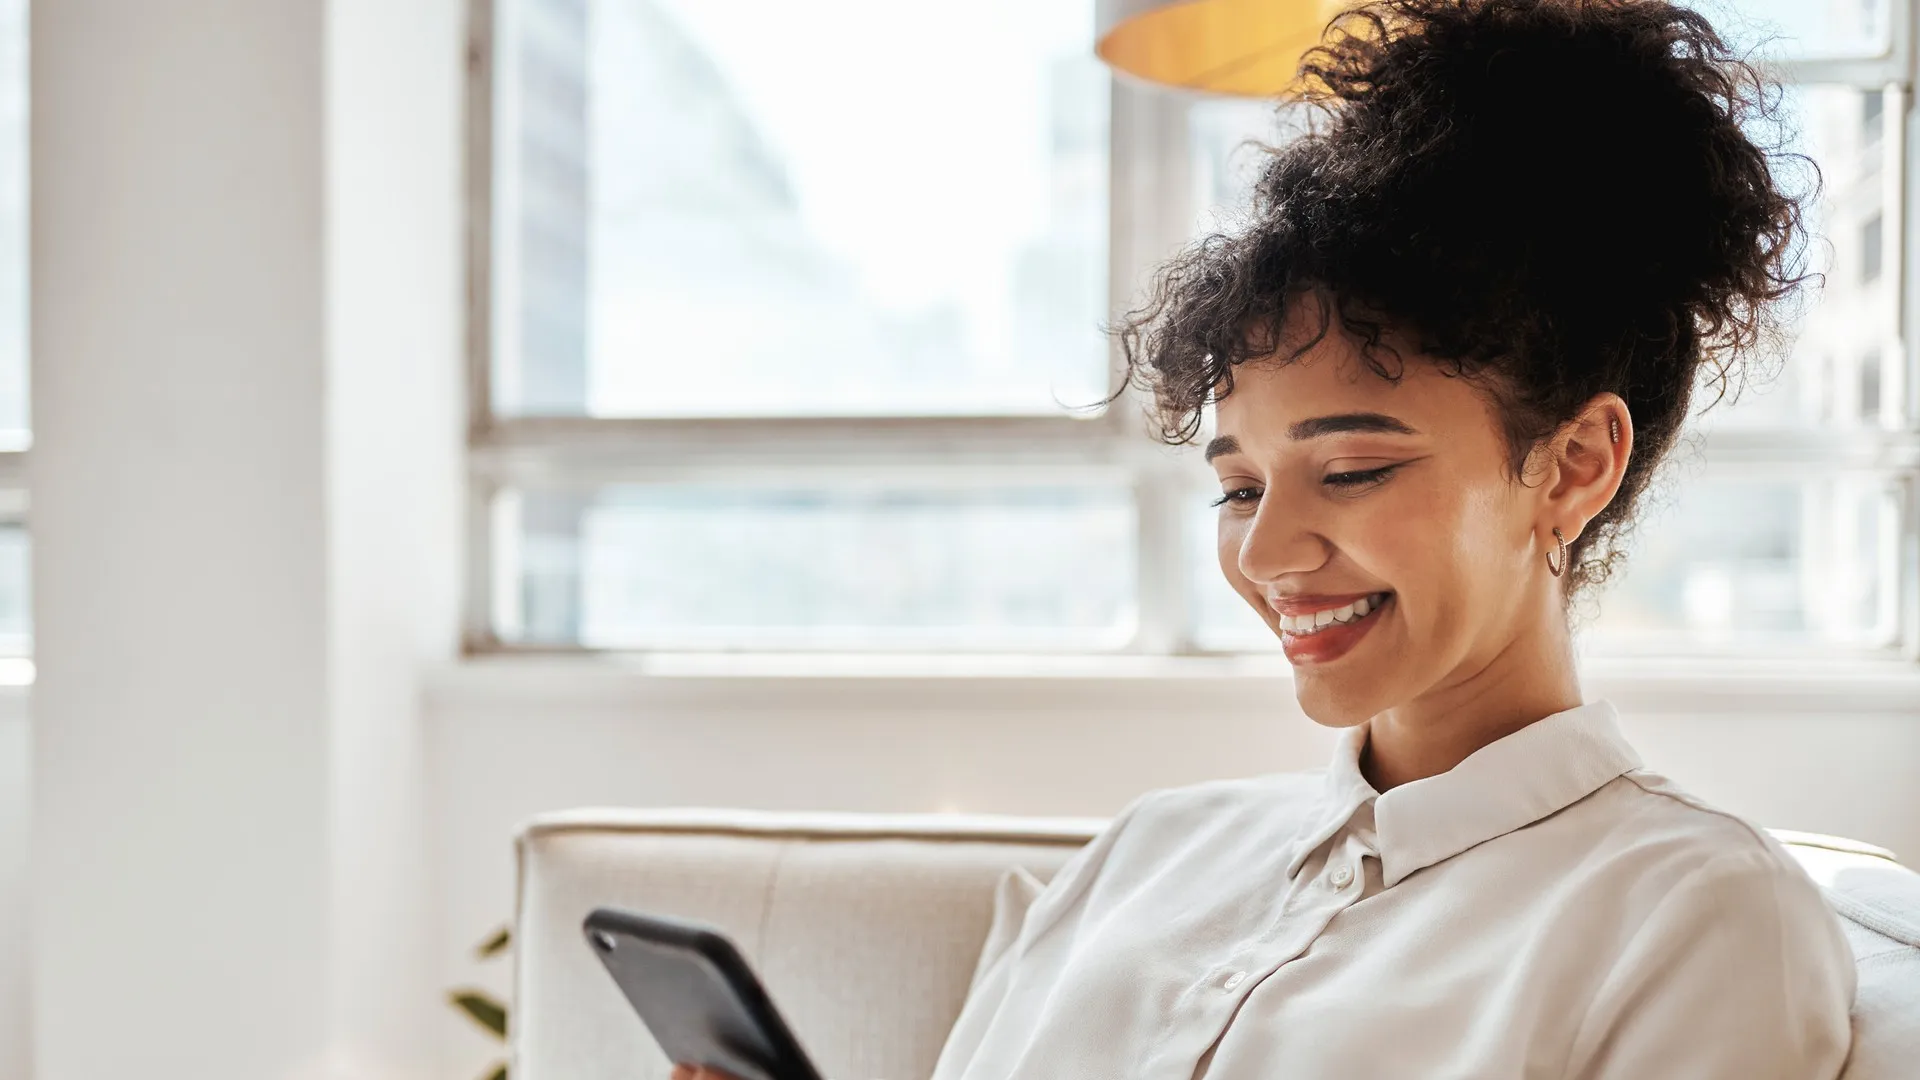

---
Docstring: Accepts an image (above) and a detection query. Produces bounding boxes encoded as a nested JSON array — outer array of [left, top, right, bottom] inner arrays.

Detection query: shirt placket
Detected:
[[1146, 818, 1381, 1080]]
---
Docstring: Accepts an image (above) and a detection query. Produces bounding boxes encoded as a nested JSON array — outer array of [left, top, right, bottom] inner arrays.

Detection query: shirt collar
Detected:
[[1288, 699, 1642, 887]]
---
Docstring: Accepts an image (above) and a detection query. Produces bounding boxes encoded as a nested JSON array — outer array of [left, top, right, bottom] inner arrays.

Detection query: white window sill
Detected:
[[428, 652, 1920, 717]]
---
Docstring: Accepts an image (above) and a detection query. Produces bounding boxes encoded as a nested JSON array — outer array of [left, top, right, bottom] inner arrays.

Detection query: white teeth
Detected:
[[1280, 593, 1390, 636]]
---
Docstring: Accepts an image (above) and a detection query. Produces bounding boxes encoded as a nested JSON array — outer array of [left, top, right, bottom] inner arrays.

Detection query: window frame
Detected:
[[462, 0, 1920, 662]]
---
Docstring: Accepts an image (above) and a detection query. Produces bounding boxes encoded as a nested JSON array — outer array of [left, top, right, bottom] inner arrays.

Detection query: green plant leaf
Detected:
[[476, 925, 512, 959], [450, 989, 509, 1040], [481, 1063, 507, 1080]]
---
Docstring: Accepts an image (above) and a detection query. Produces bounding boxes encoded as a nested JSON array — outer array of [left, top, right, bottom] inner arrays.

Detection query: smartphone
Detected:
[[583, 907, 827, 1080]]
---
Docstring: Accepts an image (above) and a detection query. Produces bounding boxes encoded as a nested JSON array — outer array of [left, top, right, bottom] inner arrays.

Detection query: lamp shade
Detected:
[[1095, 0, 1354, 96]]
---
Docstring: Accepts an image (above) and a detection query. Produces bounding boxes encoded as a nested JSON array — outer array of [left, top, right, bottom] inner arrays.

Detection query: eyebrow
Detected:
[[1288, 412, 1419, 440], [1205, 412, 1419, 462], [1203, 435, 1241, 462]]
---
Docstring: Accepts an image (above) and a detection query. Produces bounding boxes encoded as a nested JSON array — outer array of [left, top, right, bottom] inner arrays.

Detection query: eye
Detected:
[[1322, 464, 1400, 490], [1210, 486, 1262, 509]]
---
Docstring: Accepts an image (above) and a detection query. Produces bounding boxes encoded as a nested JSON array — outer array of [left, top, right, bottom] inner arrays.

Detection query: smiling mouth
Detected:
[[1271, 591, 1394, 666], [1274, 592, 1392, 636]]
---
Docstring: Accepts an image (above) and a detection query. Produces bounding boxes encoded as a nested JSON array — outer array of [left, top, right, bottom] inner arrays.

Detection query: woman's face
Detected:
[[1208, 323, 1553, 728]]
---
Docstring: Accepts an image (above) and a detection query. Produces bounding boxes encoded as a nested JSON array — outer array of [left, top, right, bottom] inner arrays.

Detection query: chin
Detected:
[[1291, 670, 1384, 730]]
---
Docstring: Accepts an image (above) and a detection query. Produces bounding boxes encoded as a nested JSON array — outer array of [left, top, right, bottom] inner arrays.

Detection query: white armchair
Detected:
[[513, 809, 1920, 1080]]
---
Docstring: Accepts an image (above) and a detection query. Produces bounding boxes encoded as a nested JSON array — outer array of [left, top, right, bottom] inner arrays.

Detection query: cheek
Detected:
[[1339, 485, 1451, 590], [1347, 475, 1513, 609], [1414, 475, 1536, 628], [1445, 477, 1535, 573]]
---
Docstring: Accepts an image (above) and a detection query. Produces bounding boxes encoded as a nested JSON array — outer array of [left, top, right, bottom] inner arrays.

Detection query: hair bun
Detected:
[[1289, 0, 1802, 338]]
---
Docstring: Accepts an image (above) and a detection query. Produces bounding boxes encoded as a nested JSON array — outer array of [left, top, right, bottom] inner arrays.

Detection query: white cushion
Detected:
[[512, 809, 1098, 1080], [1785, 836, 1920, 1079]]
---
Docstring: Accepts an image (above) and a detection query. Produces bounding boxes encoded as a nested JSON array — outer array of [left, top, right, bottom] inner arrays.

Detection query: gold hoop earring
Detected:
[[1609, 416, 1620, 444], [1546, 527, 1568, 578]]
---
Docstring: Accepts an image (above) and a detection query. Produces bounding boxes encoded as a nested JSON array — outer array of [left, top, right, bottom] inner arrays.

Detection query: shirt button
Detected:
[[1223, 970, 1247, 991], [1329, 864, 1355, 888]]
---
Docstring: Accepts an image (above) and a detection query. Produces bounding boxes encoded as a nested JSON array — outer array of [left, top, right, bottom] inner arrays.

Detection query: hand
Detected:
[[671, 1067, 745, 1080]]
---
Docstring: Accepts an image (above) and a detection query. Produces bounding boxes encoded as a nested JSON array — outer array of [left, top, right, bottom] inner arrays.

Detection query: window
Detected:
[[471, 0, 1920, 659], [474, 0, 1140, 651]]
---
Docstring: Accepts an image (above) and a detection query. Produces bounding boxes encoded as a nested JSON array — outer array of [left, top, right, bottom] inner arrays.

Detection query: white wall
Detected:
[[0, 688, 28, 1080], [324, 0, 464, 1072], [31, 3, 335, 1076], [28, 1, 461, 1078], [425, 659, 1920, 1080]]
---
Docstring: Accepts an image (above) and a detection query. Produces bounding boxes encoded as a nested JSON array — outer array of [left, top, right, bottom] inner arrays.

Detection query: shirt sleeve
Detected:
[[1569, 848, 1856, 1080]]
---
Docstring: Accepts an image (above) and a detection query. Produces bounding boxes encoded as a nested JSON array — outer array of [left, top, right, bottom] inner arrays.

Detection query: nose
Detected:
[[1229, 493, 1332, 586]]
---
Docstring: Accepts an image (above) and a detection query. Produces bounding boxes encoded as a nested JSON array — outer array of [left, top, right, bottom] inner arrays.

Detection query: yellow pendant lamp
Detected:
[[1095, 0, 1357, 96]]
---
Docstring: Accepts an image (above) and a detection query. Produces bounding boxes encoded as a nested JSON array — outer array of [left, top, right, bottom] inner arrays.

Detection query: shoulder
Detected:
[[1594, 767, 1810, 876], [1578, 809, 1856, 1024], [1572, 768, 1848, 966], [1006, 770, 1326, 952], [1121, 770, 1326, 836], [1031, 770, 1322, 885], [1613, 768, 1781, 845], [1550, 773, 1856, 1071], [1567, 827, 1857, 1075], [1528, 766, 1848, 961], [1086, 770, 1326, 873]]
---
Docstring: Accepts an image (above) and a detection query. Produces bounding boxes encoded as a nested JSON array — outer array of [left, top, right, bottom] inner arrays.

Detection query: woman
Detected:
[[680, 0, 1856, 1076]]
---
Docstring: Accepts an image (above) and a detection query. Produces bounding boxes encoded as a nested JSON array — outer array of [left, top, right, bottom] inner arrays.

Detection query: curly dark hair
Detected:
[[1117, 0, 1814, 596]]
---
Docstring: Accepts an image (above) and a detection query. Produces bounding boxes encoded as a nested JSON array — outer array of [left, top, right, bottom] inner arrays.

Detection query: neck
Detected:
[[1360, 597, 1583, 792]]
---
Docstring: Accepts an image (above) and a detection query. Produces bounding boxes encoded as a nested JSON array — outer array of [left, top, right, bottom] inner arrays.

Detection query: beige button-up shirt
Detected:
[[932, 701, 1855, 1079]]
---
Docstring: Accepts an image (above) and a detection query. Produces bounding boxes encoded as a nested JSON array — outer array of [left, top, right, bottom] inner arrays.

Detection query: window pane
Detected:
[[1584, 472, 1900, 651], [1680, 0, 1890, 60], [493, 0, 1111, 418], [1696, 85, 1898, 431], [1187, 98, 1283, 236], [495, 483, 1136, 648], [0, 0, 25, 446]]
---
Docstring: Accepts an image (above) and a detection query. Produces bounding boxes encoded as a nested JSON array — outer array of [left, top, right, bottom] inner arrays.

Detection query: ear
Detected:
[[1541, 392, 1632, 539]]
